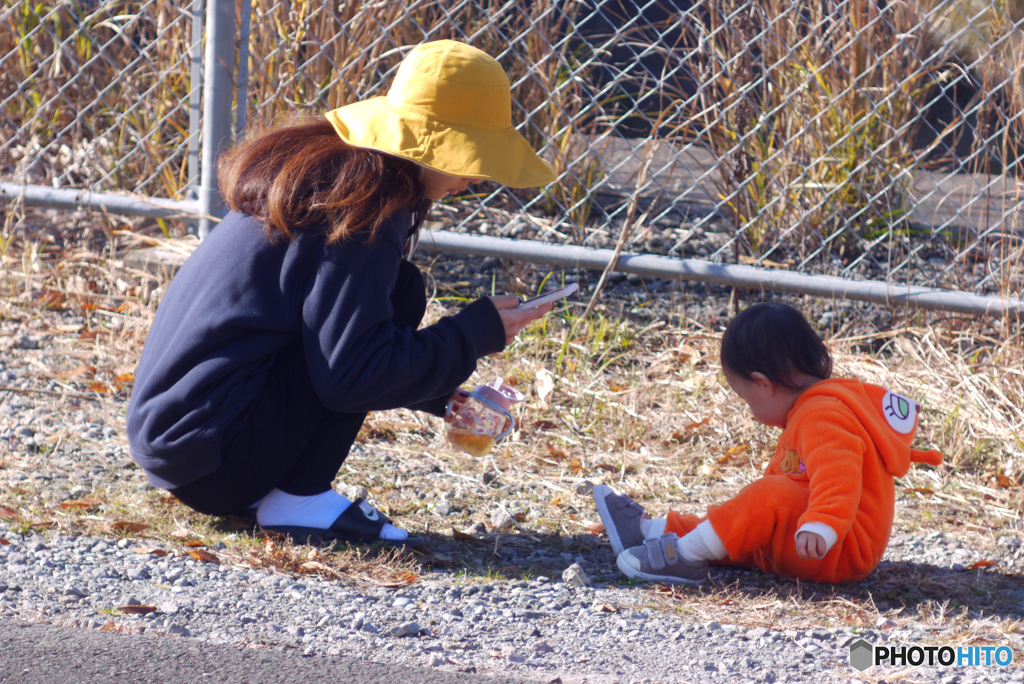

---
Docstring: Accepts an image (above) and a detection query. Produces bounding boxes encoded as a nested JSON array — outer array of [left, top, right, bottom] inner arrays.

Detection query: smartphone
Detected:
[[517, 282, 579, 309]]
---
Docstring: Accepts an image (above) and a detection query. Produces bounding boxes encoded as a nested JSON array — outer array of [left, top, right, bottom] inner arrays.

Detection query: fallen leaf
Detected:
[[114, 373, 135, 384], [592, 603, 618, 613], [700, 463, 722, 479], [534, 420, 558, 431], [0, 507, 20, 520], [187, 549, 219, 563], [58, 363, 95, 380], [450, 527, 475, 541], [87, 382, 110, 393], [110, 521, 150, 533], [0, 537, 9, 546], [99, 621, 118, 632], [587, 522, 606, 534], [902, 487, 934, 495], [545, 445, 568, 460], [184, 540, 206, 547], [117, 605, 156, 615], [996, 473, 1014, 488], [569, 458, 585, 475], [374, 572, 418, 588], [37, 290, 65, 310], [682, 418, 710, 431], [60, 499, 98, 511], [595, 463, 619, 472], [534, 368, 554, 407], [134, 548, 168, 557], [967, 560, 998, 570]]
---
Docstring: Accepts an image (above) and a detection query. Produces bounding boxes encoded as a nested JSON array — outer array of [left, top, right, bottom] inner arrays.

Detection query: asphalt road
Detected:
[[0, 618, 535, 684]]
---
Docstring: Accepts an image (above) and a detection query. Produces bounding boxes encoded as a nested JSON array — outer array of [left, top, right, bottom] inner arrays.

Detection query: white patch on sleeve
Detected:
[[881, 391, 919, 434]]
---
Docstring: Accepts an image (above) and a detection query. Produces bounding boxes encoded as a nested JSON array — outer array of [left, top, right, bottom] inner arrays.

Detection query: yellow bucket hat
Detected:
[[325, 40, 556, 189]]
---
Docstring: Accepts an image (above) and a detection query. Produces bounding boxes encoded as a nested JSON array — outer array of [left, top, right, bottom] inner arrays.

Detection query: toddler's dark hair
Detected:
[[720, 303, 832, 389]]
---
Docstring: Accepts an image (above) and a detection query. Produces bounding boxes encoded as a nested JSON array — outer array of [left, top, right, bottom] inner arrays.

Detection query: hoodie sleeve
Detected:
[[792, 406, 869, 542], [300, 224, 506, 413]]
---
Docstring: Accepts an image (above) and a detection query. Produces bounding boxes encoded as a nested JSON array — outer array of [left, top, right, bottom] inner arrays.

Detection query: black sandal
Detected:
[[262, 498, 426, 549]]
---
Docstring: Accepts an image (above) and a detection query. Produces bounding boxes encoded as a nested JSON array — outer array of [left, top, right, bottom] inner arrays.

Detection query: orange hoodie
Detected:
[[667, 378, 943, 582], [772, 379, 942, 572]]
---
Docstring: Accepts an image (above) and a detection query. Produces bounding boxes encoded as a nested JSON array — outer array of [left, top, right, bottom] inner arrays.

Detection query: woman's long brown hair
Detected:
[[218, 116, 429, 244]]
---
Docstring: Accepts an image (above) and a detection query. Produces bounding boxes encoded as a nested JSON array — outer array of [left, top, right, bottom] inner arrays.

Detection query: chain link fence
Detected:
[[3, 0, 1024, 307], [1, 0, 201, 202]]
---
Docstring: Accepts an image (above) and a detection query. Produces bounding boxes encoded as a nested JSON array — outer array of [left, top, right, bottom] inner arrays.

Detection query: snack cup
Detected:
[[446, 384, 524, 456]]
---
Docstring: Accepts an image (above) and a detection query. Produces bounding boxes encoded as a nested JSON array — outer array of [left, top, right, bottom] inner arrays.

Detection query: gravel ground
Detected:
[[1, 524, 1023, 684]]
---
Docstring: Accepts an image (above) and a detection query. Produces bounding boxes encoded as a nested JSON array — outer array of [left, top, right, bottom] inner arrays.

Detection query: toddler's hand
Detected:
[[795, 531, 827, 559]]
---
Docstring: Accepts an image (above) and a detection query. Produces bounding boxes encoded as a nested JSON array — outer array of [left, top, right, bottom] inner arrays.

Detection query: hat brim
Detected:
[[326, 98, 556, 189]]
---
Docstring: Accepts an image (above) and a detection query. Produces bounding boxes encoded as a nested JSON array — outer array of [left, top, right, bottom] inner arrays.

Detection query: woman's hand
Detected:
[[444, 388, 471, 424], [795, 530, 827, 559], [488, 295, 553, 346]]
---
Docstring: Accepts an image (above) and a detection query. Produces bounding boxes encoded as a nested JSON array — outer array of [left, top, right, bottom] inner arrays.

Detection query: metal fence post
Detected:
[[235, 0, 252, 141], [198, 0, 236, 239], [186, 0, 204, 234]]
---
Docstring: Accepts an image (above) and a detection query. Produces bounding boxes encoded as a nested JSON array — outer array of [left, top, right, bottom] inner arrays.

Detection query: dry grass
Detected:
[[1, 206, 1023, 652]]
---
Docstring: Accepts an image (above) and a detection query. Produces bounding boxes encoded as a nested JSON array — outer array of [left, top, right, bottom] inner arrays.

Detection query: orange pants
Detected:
[[665, 475, 878, 583]]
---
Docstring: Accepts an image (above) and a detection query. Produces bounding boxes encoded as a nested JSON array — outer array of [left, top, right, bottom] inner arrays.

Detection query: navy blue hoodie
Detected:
[[127, 210, 506, 488]]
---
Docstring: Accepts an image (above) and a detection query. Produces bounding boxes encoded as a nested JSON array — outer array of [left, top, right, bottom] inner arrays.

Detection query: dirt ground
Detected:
[[1, 205, 1023, 653]]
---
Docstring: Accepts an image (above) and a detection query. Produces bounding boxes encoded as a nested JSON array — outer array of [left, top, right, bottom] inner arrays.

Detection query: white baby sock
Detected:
[[256, 489, 408, 540], [676, 520, 729, 562], [640, 517, 667, 539]]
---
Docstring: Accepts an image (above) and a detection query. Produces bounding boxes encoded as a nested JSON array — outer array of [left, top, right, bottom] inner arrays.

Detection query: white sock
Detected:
[[256, 489, 352, 528], [640, 517, 667, 539], [676, 520, 728, 562], [379, 523, 408, 540], [256, 488, 408, 540]]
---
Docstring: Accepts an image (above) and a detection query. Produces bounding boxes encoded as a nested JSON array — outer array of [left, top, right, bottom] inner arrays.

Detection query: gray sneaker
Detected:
[[616, 534, 709, 584], [592, 484, 647, 555]]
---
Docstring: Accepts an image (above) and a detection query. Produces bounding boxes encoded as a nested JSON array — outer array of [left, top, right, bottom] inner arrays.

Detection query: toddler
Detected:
[[594, 302, 943, 583]]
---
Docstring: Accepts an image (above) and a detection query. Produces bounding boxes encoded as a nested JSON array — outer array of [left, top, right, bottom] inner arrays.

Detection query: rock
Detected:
[[434, 501, 453, 516], [462, 522, 488, 535], [562, 564, 590, 587], [490, 510, 514, 531], [392, 621, 420, 637], [574, 481, 594, 495], [340, 485, 368, 501], [166, 625, 190, 637], [530, 640, 554, 654], [481, 471, 499, 485]]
